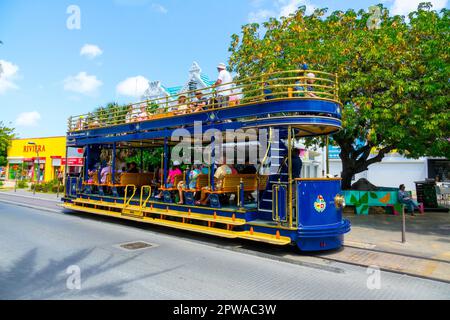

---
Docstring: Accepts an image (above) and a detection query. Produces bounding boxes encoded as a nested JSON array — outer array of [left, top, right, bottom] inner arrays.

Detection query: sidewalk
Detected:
[[311, 209, 450, 283], [344, 210, 450, 262]]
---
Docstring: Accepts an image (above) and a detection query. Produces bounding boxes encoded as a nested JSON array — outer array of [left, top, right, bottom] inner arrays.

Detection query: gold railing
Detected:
[[68, 69, 340, 132]]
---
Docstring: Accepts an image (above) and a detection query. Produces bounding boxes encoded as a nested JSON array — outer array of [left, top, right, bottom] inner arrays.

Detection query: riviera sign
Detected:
[[23, 145, 46, 153]]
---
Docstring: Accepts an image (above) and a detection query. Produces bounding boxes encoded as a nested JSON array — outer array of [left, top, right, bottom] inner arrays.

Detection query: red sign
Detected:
[[61, 157, 84, 166]]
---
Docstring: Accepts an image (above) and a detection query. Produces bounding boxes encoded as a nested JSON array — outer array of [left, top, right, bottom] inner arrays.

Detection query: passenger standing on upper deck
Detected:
[[214, 63, 233, 107]]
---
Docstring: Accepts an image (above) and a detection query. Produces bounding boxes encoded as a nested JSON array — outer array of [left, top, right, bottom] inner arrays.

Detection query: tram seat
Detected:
[[159, 174, 183, 192], [115, 173, 154, 187], [183, 174, 209, 192], [205, 174, 258, 195]]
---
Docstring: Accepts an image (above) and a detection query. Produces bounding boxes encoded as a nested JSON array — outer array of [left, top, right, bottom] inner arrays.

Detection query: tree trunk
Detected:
[[336, 138, 395, 190], [341, 166, 354, 190]]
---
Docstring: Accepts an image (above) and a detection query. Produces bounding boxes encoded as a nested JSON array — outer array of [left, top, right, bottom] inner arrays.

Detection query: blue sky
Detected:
[[0, 0, 448, 138]]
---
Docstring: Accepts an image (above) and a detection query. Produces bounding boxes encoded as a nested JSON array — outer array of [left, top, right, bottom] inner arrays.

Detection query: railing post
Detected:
[[240, 178, 245, 208], [261, 75, 264, 101], [402, 205, 406, 243], [335, 73, 339, 101], [288, 126, 293, 228]]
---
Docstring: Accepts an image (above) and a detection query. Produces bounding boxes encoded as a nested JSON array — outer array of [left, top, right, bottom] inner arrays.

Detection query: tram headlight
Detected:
[[334, 194, 346, 209]]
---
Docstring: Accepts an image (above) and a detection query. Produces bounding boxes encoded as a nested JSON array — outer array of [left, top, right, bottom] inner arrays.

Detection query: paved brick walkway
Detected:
[[344, 210, 450, 262]]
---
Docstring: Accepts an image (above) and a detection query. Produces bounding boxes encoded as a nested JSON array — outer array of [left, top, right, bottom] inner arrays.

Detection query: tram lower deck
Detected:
[[62, 69, 351, 251]]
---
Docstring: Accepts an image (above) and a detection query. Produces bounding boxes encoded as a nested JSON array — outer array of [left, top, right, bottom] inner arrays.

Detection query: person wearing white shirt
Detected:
[[215, 63, 233, 106]]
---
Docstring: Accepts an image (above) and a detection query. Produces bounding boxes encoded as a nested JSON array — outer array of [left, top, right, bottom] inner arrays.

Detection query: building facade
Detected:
[[141, 61, 215, 102], [328, 146, 449, 191], [6, 136, 83, 183]]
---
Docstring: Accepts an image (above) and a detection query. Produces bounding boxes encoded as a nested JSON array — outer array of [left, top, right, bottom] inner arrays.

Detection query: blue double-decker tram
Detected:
[[62, 69, 350, 251]]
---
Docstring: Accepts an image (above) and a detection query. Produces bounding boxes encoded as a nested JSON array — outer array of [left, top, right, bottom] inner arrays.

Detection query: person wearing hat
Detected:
[[192, 91, 208, 112], [175, 94, 189, 115], [305, 72, 318, 97], [294, 72, 317, 98], [214, 63, 234, 106]]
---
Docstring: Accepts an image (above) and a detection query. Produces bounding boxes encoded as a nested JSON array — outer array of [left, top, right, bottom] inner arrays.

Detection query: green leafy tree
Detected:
[[229, 3, 449, 189], [126, 148, 164, 171], [0, 122, 15, 167]]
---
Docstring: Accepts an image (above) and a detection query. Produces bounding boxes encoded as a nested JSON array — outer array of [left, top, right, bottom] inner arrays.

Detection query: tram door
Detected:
[[270, 127, 297, 227], [272, 182, 288, 223]]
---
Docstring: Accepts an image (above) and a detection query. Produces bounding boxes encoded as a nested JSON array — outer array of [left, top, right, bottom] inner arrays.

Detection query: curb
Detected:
[[0, 198, 61, 214], [319, 247, 450, 284], [0, 191, 61, 203]]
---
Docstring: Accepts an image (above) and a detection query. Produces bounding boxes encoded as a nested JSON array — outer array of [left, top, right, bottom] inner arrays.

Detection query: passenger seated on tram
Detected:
[[76, 116, 85, 131], [127, 162, 139, 174], [294, 72, 318, 98], [176, 95, 189, 115], [100, 162, 112, 184], [177, 163, 201, 204], [155, 161, 182, 199], [228, 88, 241, 106], [125, 105, 138, 123], [87, 169, 96, 183], [137, 104, 149, 121], [192, 91, 208, 112], [196, 161, 236, 205]]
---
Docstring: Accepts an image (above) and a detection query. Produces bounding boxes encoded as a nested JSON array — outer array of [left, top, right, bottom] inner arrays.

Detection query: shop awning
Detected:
[[7, 157, 23, 164], [33, 157, 46, 164]]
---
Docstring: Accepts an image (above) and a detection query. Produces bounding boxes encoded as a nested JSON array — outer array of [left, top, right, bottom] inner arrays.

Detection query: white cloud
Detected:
[[63, 72, 103, 95], [80, 44, 103, 59], [151, 3, 168, 14], [0, 60, 20, 94], [16, 111, 41, 127], [249, 9, 276, 23], [390, 0, 448, 16], [116, 76, 150, 98], [278, 0, 315, 17], [248, 0, 316, 23]]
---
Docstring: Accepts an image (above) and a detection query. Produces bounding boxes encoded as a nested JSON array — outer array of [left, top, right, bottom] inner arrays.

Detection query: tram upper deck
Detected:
[[67, 70, 342, 146]]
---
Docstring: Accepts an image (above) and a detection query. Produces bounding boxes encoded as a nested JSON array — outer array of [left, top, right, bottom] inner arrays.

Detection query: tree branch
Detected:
[[364, 145, 395, 167]]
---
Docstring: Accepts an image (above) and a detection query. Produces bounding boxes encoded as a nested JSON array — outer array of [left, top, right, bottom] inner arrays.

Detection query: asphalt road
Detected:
[[0, 200, 449, 300]]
